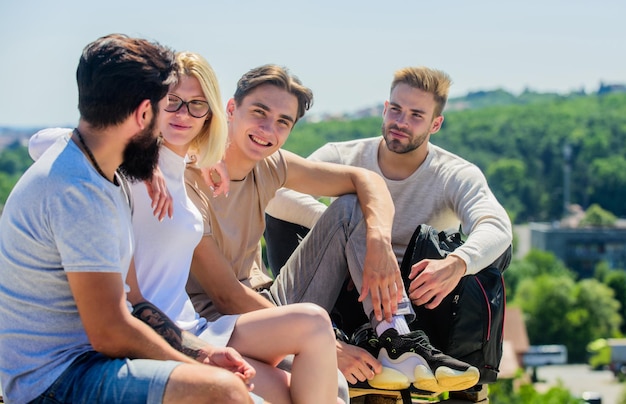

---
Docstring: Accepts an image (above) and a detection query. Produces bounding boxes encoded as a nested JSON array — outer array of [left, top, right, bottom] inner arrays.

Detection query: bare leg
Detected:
[[245, 357, 291, 404], [163, 362, 254, 403], [228, 303, 339, 404]]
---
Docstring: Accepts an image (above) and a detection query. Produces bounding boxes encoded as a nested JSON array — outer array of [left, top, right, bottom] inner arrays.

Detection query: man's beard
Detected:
[[119, 112, 161, 182], [381, 123, 428, 154]]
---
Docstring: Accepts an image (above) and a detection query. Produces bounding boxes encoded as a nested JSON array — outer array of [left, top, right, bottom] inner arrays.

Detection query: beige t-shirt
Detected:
[[185, 151, 288, 320]]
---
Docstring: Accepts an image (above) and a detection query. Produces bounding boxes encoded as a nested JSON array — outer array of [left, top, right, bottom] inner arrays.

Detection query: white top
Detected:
[[266, 137, 512, 275], [28, 128, 210, 333], [131, 146, 207, 333]]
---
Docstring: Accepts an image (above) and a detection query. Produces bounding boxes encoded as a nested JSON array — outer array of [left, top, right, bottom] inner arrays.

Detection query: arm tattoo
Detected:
[[132, 301, 204, 359]]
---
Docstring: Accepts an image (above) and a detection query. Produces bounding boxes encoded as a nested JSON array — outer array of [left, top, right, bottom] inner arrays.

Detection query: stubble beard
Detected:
[[381, 122, 428, 154]]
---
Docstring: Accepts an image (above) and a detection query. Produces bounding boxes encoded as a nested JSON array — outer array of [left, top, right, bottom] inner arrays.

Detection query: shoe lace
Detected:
[[352, 325, 379, 349], [350, 324, 382, 358], [411, 330, 443, 355], [385, 329, 442, 356]]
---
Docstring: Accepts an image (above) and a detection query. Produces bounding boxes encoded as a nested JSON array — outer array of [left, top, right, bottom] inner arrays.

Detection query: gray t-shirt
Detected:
[[0, 136, 133, 403]]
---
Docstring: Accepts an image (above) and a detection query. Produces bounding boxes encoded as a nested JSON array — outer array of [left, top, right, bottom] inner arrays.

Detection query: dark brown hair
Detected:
[[76, 34, 176, 128], [233, 64, 313, 122]]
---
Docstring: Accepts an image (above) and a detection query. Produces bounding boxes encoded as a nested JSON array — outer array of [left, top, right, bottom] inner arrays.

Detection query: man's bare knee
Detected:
[[163, 363, 252, 403]]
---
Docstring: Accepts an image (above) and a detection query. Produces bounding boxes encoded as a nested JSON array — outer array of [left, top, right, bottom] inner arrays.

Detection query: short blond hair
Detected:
[[391, 67, 452, 117]]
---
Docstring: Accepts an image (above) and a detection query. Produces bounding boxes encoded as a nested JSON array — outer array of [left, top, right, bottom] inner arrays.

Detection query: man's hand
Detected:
[[198, 346, 256, 390], [336, 340, 382, 384], [407, 254, 466, 309], [359, 235, 404, 322], [144, 165, 173, 220], [200, 160, 230, 197]]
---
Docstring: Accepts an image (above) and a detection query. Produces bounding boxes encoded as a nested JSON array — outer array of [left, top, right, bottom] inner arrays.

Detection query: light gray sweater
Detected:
[[266, 137, 512, 274]]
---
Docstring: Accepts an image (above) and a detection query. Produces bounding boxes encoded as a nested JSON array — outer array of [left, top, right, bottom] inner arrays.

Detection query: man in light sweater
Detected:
[[265, 66, 513, 394]]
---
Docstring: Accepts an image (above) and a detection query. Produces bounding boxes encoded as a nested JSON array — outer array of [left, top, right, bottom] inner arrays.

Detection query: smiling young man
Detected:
[[185, 65, 402, 327], [184, 64, 481, 396]]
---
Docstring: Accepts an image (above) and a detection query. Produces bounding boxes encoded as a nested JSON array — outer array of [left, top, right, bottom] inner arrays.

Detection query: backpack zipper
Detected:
[[474, 277, 492, 341]]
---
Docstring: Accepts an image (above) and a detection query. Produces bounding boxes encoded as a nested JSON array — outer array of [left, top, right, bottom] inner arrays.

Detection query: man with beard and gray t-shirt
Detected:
[[0, 34, 258, 404]]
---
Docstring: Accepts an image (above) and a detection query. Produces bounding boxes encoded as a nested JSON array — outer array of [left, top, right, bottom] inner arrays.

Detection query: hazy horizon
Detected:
[[1, 0, 625, 127], [4, 84, 623, 132]]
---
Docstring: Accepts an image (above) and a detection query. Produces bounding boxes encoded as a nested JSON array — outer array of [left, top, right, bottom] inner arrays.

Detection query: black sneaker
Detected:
[[334, 326, 349, 343], [349, 324, 412, 390], [375, 329, 479, 393], [350, 323, 380, 357]]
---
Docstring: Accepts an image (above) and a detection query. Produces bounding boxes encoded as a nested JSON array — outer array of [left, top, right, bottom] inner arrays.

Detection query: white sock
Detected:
[[375, 315, 411, 337]]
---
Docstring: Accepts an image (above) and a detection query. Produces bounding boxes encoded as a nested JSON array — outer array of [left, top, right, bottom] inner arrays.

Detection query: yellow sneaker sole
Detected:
[[368, 367, 411, 390]]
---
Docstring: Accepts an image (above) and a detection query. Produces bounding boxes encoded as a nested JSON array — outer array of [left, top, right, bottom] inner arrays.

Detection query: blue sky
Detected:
[[1, 0, 625, 127]]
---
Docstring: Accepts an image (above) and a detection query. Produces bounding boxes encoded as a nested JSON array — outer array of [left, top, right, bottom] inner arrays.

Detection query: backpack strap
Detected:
[[400, 224, 434, 275], [401, 225, 464, 274]]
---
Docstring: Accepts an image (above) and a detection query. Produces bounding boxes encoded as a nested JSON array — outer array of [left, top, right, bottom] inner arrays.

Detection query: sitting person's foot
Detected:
[[350, 324, 412, 390], [375, 328, 480, 393], [350, 323, 380, 357]]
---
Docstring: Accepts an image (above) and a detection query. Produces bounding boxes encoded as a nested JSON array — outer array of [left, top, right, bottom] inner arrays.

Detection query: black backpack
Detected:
[[400, 224, 511, 384]]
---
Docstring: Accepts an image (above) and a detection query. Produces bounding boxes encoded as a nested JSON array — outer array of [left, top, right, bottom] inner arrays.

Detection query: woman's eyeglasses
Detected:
[[164, 94, 211, 118]]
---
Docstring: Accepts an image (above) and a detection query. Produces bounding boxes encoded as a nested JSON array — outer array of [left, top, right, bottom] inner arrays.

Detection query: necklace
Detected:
[[74, 128, 109, 181]]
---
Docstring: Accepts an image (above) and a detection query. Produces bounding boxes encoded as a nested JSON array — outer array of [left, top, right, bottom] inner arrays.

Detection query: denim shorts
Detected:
[[29, 351, 179, 404], [29, 351, 265, 404]]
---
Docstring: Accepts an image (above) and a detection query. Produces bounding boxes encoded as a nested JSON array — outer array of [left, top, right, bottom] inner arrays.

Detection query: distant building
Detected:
[[530, 221, 626, 278], [598, 82, 626, 95]]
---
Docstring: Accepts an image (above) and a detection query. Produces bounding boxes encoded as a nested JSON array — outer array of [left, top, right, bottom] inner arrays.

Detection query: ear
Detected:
[[430, 115, 444, 135], [226, 98, 236, 121], [134, 99, 153, 129], [382, 100, 389, 117]]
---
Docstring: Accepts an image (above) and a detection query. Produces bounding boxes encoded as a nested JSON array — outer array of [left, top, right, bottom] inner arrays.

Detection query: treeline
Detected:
[[2, 92, 626, 223], [285, 92, 626, 223], [0, 140, 32, 211]]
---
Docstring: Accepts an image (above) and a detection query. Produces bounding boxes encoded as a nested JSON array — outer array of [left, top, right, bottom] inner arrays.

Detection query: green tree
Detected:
[[0, 142, 32, 206], [514, 272, 622, 362], [485, 158, 534, 223], [489, 377, 583, 403], [568, 279, 622, 359], [514, 274, 576, 349], [602, 269, 626, 334], [0, 172, 23, 207], [578, 203, 618, 227], [0, 141, 32, 174], [594, 261, 612, 283], [504, 250, 574, 299], [284, 116, 381, 157]]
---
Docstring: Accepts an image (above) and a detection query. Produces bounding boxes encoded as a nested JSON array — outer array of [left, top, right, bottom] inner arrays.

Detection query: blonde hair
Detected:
[[173, 52, 227, 168], [391, 67, 452, 117]]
